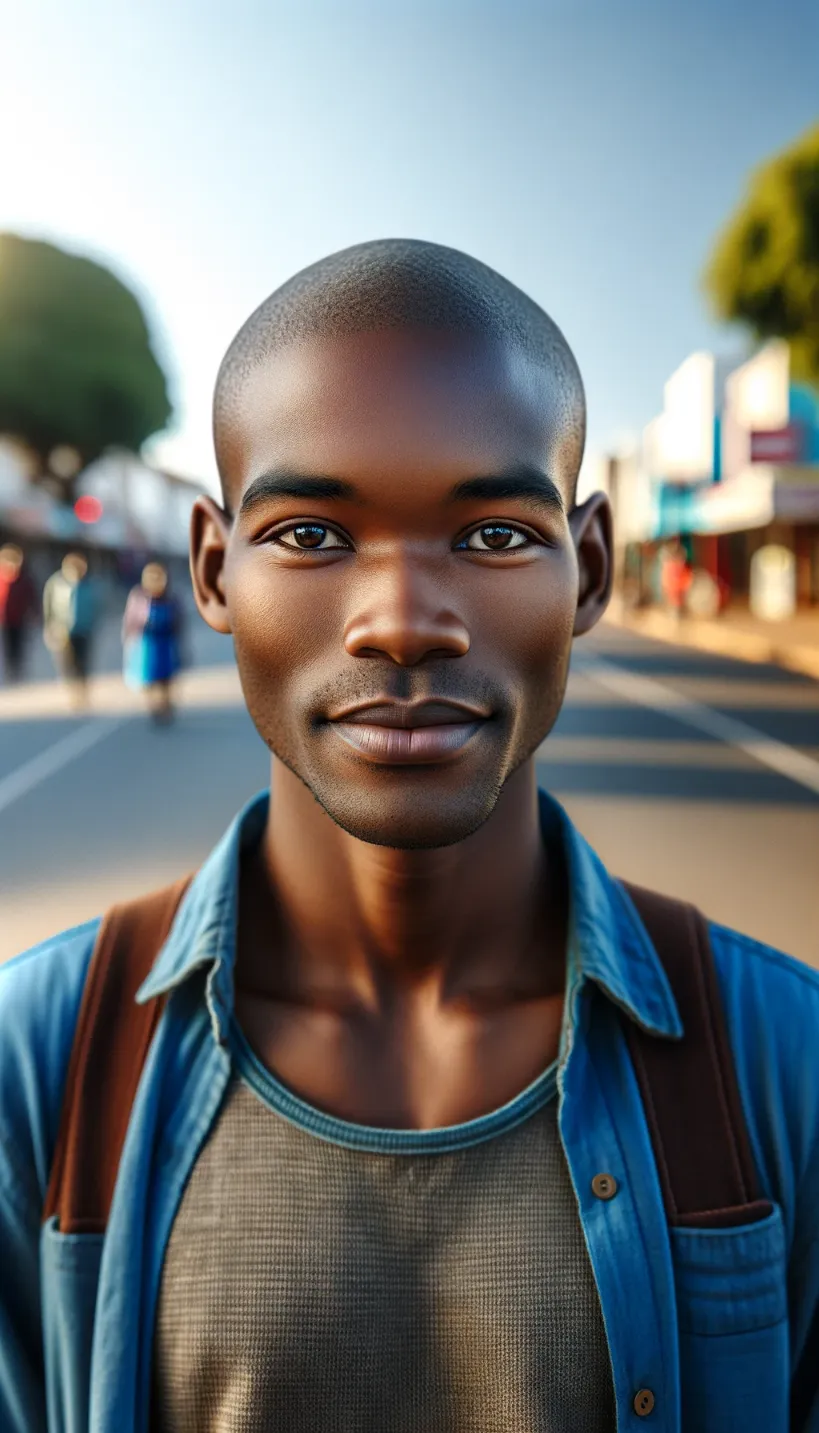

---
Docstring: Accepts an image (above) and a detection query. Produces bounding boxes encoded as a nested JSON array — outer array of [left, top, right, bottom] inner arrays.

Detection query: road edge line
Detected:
[[0, 718, 129, 815], [586, 658, 819, 798]]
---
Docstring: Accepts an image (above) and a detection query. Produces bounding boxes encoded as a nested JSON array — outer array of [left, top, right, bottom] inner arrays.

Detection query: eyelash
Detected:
[[267, 520, 543, 555], [271, 523, 351, 553]]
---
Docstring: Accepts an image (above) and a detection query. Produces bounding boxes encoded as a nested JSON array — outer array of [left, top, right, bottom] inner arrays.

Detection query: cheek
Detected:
[[475, 557, 577, 676], [226, 552, 339, 677], [472, 559, 576, 752], [517, 585, 575, 667]]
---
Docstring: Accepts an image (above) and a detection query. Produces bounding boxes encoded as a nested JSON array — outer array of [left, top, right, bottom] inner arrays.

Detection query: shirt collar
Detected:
[[137, 787, 682, 1043], [540, 791, 682, 1039], [136, 790, 269, 1043]]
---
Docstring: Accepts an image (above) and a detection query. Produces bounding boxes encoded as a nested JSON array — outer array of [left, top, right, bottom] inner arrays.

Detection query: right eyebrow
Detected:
[[238, 471, 357, 517], [447, 465, 565, 515]]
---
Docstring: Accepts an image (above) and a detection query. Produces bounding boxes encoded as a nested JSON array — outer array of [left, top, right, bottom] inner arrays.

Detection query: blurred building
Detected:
[[0, 442, 203, 589], [609, 342, 819, 612]]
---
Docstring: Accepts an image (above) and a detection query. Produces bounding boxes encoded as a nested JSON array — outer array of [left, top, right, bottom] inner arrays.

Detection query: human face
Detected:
[[142, 564, 168, 598], [63, 554, 87, 583], [0, 546, 23, 577], [193, 329, 611, 849]]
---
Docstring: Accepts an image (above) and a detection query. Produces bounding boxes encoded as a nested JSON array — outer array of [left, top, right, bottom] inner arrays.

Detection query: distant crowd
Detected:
[[0, 545, 185, 722]]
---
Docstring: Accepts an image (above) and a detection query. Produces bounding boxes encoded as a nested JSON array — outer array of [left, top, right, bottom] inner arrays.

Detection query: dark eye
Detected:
[[276, 523, 349, 551], [459, 525, 529, 552]]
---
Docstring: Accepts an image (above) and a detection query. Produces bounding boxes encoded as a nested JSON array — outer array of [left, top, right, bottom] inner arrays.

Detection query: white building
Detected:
[[615, 341, 819, 609], [0, 442, 203, 559]]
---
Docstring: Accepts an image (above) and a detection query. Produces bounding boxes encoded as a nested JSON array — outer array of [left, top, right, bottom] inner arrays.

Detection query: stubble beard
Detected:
[[253, 704, 566, 852], [236, 645, 572, 850]]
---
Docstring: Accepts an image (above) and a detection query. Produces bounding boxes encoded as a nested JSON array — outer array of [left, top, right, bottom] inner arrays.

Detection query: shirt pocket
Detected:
[[671, 1203, 789, 1433], [40, 1216, 104, 1433]]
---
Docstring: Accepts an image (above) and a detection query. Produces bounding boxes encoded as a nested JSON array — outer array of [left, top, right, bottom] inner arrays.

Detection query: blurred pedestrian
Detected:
[[122, 562, 184, 723], [0, 544, 38, 683], [660, 540, 692, 624], [43, 552, 98, 706]]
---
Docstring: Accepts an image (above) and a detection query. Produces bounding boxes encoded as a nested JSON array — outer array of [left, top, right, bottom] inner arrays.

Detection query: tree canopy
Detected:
[[0, 234, 172, 498], [704, 124, 819, 389]]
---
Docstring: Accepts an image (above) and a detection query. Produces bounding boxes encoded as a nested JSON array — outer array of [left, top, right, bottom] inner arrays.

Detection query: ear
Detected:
[[190, 496, 233, 635], [569, 490, 614, 638]]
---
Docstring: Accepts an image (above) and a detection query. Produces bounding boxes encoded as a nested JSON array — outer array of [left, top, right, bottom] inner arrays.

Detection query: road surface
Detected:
[[1, 613, 817, 966]]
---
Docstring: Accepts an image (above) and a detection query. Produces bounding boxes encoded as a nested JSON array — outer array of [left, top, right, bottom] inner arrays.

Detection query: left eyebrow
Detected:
[[447, 465, 565, 515], [238, 471, 358, 517]]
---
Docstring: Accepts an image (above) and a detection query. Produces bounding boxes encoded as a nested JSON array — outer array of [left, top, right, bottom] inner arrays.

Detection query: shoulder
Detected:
[[0, 918, 99, 1012], [0, 920, 99, 1208], [708, 919, 819, 1026], [708, 921, 819, 1225]]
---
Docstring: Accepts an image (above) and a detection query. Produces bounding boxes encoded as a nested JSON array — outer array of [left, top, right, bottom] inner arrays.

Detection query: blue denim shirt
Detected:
[[1, 789, 818, 1433]]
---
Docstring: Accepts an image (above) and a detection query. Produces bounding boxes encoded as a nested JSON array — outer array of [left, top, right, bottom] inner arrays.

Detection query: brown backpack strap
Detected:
[[43, 876, 192, 1234], [620, 881, 769, 1228]]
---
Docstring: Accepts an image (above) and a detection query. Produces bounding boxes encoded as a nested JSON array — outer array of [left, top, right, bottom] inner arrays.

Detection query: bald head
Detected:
[[213, 239, 586, 507]]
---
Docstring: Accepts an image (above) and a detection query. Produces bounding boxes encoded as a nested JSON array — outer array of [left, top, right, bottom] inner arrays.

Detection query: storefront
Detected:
[[0, 446, 202, 592]]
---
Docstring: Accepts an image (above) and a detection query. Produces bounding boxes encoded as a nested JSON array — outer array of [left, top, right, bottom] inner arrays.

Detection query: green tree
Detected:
[[0, 233, 172, 501], [704, 123, 819, 389]]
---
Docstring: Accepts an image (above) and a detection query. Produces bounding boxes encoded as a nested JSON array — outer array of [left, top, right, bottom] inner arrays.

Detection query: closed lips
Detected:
[[333, 701, 487, 727], [328, 700, 489, 763]]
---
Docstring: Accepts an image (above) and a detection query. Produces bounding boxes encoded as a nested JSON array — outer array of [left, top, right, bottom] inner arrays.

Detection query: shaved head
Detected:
[[213, 239, 586, 506]]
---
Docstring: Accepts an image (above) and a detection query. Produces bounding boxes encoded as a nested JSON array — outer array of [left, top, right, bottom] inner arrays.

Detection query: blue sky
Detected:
[[1, 0, 817, 495]]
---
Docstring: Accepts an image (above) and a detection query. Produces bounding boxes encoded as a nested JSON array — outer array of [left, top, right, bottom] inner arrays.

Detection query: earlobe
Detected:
[[570, 491, 614, 638], [189, 496, 233, 635]]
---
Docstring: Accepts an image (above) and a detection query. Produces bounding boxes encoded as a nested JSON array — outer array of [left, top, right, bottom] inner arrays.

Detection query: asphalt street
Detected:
[[1, 614, 817, 966]]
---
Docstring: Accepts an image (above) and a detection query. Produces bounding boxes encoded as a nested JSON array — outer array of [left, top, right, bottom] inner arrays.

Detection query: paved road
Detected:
[[1, 614, 817, 966]]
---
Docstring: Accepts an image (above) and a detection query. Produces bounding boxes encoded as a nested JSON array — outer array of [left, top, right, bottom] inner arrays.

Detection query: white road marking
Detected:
[[583, 658, 819, 797], [0, 718, 128, 815]]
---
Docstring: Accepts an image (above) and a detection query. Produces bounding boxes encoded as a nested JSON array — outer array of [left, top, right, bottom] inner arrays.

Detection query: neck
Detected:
[[239, 761, 566, 1010]]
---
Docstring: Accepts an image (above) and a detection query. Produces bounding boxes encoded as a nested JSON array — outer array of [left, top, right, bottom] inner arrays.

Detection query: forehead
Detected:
[[219, 330, 579, 504]]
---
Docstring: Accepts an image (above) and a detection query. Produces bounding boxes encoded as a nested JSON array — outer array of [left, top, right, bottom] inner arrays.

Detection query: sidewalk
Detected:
[[605, 596, 819, 681], [0, 662, 243, 721]]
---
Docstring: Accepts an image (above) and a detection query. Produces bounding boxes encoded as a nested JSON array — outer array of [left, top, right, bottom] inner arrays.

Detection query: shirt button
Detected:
[[591, 1172, 618, 1200], [634, 1388, 655, 1416]]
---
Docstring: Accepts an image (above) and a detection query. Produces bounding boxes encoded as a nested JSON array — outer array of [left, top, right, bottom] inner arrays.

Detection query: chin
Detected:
[[305, 773, 505, 851]]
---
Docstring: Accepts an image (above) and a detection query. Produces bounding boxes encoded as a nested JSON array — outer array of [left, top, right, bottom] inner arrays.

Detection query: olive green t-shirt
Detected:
[[152, 1024, 615, 1432]]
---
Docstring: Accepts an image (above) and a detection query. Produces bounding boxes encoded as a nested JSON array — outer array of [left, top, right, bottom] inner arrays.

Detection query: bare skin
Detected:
[[191, 328, 612, 1129]]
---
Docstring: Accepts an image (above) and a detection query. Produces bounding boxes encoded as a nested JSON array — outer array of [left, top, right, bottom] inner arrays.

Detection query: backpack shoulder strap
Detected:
[[619, 880, 769, 1228], [43, 876, 193, 1234]]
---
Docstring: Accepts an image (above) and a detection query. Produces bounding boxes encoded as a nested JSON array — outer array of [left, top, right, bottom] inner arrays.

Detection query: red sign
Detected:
[[74, 495, 104, 524], [750, 423, 804, 464]]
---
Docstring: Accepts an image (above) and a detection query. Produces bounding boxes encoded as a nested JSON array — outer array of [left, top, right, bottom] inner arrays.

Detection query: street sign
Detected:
[[750, 424, 805, 464]]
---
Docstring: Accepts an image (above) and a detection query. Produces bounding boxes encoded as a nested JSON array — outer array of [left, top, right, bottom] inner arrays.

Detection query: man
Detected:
[[0, 543, 38, 681], [43, 551, 98, 703], [1, 240, 817, 1433]]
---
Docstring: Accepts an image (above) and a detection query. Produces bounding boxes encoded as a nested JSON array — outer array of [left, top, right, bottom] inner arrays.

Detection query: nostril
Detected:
[[343, 617, 470, 664], [352, 646, 466, 666]]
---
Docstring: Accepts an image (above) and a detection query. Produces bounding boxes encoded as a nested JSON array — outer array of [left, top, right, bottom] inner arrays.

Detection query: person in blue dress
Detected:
[[122, 562, 183, 723]]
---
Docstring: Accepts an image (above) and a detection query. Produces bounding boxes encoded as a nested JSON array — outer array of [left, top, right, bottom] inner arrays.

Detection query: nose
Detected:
[[343, 552, 470, 665]]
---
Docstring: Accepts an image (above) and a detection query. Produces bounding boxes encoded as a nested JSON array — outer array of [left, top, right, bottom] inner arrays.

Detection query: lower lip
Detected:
[[330, 720, 484, 765]]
